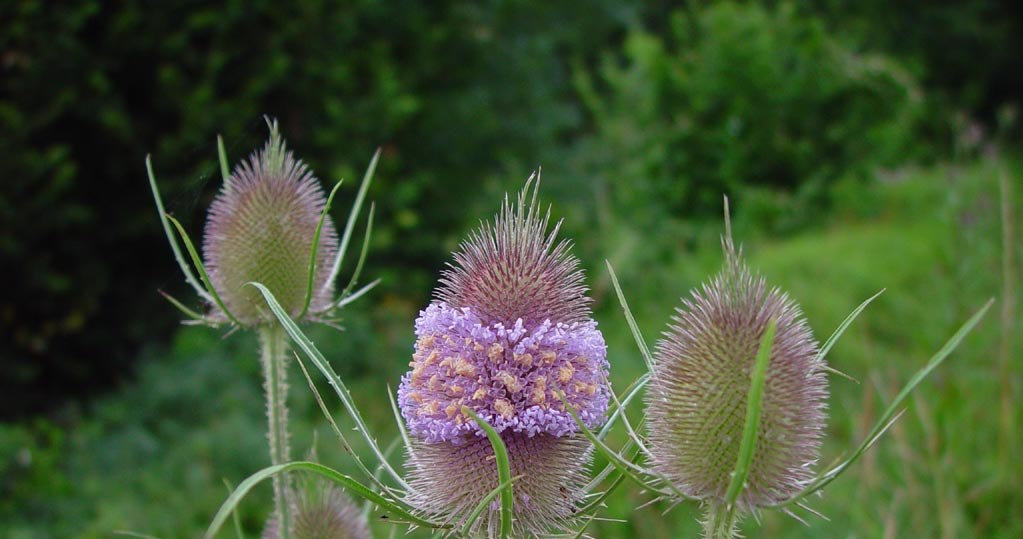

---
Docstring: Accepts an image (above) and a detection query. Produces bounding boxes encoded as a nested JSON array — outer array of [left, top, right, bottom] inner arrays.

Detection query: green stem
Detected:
[[259, 324, 292, 538], [702, 503, 740, 539]]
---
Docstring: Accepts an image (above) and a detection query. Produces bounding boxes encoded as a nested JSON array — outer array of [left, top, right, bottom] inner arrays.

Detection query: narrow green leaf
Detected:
[[204, 461, 440, 539], [326, 148, 380, 289], [776, 299, 994, 505], [250, 283, 410, 491], [217, 135, 230, 186], [387, 383, 413, 456], [294, 352, 394, 496], [334, 278, 381, 310], [456, 475, 521, 538], [221, 478, 246, 539], [461, 407, 513, 539], [165, 214, 241, 325], [597, 372, 649, 441], [300, 178, 345, 318], [725, 319, 776, 508], [817, 289, 885, 363], [606, 261, 654, 371], [555, 392, 675, 498], [339, 202, 375, 299], [146, 156, 211, 300], [113, 532, 162, 539], [158, 290, 208, 323], [578, 445, 640, 515]]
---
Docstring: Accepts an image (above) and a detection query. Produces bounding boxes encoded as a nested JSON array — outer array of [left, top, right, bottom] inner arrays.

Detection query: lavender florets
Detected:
[[398, 302, 609, 443]]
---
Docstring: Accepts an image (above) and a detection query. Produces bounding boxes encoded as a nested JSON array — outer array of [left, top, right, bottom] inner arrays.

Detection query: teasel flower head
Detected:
[[201, 122, 339, 326], [147, 117, 378, 331], [645, 222, 828, 514], [262, 479, 371, 539], [398, 176, 609, 536]]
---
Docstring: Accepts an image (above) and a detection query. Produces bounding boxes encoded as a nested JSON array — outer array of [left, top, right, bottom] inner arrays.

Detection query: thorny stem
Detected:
[[260, 324, 292, 538], [703, 502, 740, 539]]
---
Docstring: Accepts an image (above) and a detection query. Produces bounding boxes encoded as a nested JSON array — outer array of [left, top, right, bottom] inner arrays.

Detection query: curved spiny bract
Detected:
[[203, 127, 338, 326], [645, 238, 828, 512], [406, 432, 591, 538], [437, 178, 590, 326]]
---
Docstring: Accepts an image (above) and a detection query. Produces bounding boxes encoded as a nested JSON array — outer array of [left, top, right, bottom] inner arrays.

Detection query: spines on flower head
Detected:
[[399, 176, 608, 536], [262, 482, 371, 539], [437, 176, 590, 326], [645, 225, 828, 512], [407, 432, 591, 537], [203, 121, 339, 326]]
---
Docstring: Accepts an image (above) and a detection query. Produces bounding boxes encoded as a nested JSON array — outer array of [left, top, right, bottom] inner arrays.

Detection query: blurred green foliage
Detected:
[[571, 2, 921, 228], [1, 0, 1022, 535]]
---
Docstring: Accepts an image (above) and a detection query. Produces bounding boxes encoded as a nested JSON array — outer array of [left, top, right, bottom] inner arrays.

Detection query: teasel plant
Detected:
[[560, 198, 994, 539], [147, 118, 379, 539], [203, 175, 651, 539]]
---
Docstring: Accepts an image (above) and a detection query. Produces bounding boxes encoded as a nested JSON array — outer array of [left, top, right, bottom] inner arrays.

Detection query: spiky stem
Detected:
[[260, 324, 292, 538], [703, 503, 740, 539]]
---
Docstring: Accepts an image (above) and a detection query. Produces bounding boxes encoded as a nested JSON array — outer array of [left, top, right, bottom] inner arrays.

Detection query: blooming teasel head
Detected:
[[397, 176, 610, 536], [147, 118, 378, 329], [645, 213, 828, 518]]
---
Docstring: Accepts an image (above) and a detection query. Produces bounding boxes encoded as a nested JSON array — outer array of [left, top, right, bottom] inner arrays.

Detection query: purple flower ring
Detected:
[[398, 302, 609, 443]]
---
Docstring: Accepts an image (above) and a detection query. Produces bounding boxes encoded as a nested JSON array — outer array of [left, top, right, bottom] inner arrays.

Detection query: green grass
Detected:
[[1, 158, 1019, 538]]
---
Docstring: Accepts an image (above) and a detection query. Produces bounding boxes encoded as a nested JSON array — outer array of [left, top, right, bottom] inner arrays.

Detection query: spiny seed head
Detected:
[[438, 176, 591, 326], [262, 483, 371, 539], [645, 235, 828, 511], [400, 177, 606, 536], [202, 121, 338, 326], [406, 431, 591, 538], [398, 177, 609, 442]]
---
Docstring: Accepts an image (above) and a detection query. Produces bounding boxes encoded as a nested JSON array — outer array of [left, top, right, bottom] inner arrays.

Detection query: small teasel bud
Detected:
[[398, 176, 609, 536], [203, 120, 339, 326], [262, 482, 371, 539], [645, 229, 828, 515]]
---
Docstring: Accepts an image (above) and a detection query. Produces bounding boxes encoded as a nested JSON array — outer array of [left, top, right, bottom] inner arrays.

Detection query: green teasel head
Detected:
[[262, 478, 371, 539], [201, 122, 338, 325], [147, 118, 378, 329], [645, 222, 829, 513]]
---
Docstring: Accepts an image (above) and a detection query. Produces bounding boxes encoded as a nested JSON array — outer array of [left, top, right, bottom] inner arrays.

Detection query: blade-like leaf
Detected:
[[165, 214, 241, 325], [817, 289, 885, 363], [606, 261, 654, 371], [556, 392, 675, 498], [455, 475, 521, 538], [334, 278, 381, 310], [597, 372, 649, 441], [775, 299, 993, 505], [221, 478, 245, 539], [325, 148, 380, 290], [159, 290, 209, 323], [204, 461, 439, 539], [300, 178, 345, 318], [250, 283, 410, 490], [725, 319, 776, 508], [339, 202, 375, 299], [146, 156, 211, 301], [294, 352, 395, 496], [217, 135, 231, 186], [461, 407, 513, 539]]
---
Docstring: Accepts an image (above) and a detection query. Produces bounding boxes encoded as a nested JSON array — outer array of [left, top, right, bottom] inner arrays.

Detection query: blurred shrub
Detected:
[[570, 2, 923, 231], [796, 0, 1023, 141], [0, 0, 635, 417]]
